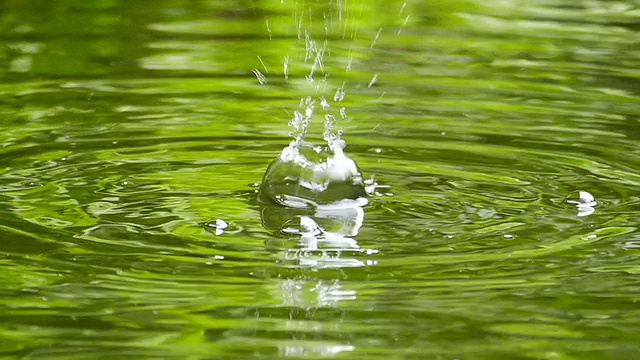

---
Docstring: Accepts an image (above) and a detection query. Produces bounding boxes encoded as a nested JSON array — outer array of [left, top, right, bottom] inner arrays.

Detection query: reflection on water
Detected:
[[261, 202, 376, 269], [1, 0, 640, 358]]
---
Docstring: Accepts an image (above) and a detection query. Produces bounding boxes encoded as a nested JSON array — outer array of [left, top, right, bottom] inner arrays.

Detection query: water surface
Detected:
[[1, 0, 639, 359]]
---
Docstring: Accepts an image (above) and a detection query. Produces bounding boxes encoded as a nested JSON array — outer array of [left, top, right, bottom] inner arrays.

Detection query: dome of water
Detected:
[[258, 141, 367, 208]]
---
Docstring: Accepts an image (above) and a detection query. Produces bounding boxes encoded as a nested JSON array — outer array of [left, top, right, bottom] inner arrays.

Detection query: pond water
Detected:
[[1, 0, 640, 359]]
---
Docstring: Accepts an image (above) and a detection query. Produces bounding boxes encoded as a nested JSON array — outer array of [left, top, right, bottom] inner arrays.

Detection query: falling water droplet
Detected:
[[284, 56, 289, 81], [253, 69, 267, 84], [257, 56, 269, 73], [370, 27, 383, 48], [265, 17, 272, 39], [397, 15, 410, 35], [368, 73, 379, 88]]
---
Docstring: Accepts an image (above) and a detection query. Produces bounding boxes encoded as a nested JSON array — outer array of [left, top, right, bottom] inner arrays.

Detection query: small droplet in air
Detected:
[[253, 69, 267, 84], [320, 97, 330, 110], [368, 73, 379, 88]]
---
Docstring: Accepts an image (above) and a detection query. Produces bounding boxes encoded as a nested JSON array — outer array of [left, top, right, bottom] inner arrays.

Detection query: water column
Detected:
[[254, 5, 380, 351]]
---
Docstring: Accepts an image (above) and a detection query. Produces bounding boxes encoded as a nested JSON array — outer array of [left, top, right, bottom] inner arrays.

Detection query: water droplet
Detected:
[[205, 219, 228, 236], [370, 27, 383, 48], [566, 190, 597, 217], [283, 56, 289, 81], [256, 55, 269, 73], [368, 73, 379, 88], [333, 87, 345, 102], [504, 234, 513, 239], [252, 68, 267, 84], [265, 17, 272, 39]]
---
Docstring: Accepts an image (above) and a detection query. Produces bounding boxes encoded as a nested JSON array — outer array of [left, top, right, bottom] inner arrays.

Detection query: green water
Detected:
[[1, 0, 640, 359]]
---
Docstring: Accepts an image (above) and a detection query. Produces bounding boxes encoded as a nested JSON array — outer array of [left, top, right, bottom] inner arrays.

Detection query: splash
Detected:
[[257, 96, 367, 208], [257, 1, 369, 209]]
